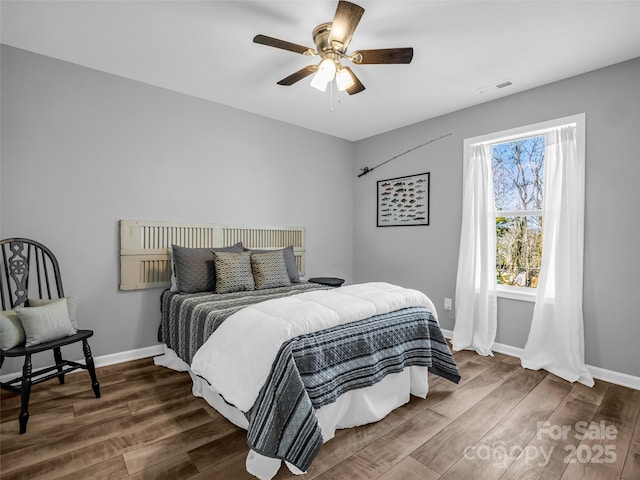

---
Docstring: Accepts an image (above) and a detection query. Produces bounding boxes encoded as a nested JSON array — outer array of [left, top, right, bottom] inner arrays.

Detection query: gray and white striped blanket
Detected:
[[246, 306, 460, 472]]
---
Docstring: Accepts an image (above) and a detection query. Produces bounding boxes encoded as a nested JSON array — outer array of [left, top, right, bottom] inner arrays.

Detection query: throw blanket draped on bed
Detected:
[[246, 306, 460, 471]]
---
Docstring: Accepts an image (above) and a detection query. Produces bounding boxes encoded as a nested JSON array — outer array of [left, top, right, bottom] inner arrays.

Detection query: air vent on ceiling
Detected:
[[476, 79, 513, 95]]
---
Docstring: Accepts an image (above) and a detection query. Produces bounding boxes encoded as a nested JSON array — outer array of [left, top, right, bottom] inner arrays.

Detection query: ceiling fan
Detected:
[[253, 0, 413, 95]]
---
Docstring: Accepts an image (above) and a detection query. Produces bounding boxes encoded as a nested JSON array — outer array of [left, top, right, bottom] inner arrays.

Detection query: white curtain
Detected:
[[453, 144, 497, 356], [521, 126, 594, 386]]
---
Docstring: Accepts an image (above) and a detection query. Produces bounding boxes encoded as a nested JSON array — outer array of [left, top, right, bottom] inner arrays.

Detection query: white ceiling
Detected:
[[2, 0, 640, 141]]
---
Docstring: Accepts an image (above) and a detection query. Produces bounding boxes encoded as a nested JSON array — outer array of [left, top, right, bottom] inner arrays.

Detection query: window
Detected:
[[493, 135, 544, 290], [463, 114, 585, 302]]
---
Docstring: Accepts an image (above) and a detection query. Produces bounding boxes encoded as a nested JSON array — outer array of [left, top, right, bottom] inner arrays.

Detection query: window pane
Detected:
[[493, 135, 545, 211], [496, 215, 542, 287]]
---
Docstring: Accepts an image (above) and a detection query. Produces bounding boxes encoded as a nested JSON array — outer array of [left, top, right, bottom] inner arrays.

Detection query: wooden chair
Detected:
[[0, 238, 100, 433]]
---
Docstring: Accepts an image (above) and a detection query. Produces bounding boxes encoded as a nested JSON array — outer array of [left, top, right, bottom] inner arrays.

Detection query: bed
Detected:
[[120, 220, 459, 479]]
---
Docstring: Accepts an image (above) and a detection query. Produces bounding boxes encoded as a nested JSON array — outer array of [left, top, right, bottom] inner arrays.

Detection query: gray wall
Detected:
[[0, 45, 354, 374], [354, 57, 640, 378], [2, 44, 638, 380]]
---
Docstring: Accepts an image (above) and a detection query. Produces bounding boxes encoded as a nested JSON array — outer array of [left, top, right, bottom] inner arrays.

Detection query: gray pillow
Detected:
[[214, 251, 256, 294], [1, 310, 26, 349], [251, 250, 292, 290], [172, 242, 243, 293], [244, 246, 300, 283], [14, 299, 77, 347], [28, 296, 80, 330]]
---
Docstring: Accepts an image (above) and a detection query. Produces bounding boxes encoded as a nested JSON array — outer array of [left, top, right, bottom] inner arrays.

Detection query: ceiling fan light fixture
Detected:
[[310, 71, 329, 91], [317, 58, 337, 82], [336, 67, 355, 91], [310, 58, 337, 92], [253, 1, 412, 97]]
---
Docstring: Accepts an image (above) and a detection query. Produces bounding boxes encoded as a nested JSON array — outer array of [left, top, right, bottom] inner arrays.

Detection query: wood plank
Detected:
[[500, 396, 600, 480], [529, 373, 575, 401], [315, 407, 451, 479], [622, 409, 640, 480], [125, 452, 199, 480], [188, 452, 254, 480], [123, 416, 239, 473], [52, 455, 129, 480], [410, 367, 548, 474], [480, 383, 566, 453], [394, 358, 497, 421], [0, 404, 132, 456], [429, 361, 520, 419], [566, 379, 611, 406], [560, 385, 640, 480], [188, 427, 249, 472], [1, 405, 75, 436], [377, 456, 440, 480], [499, 354, 522, 366], [300, 410, 407, 479], [439, 441, 515, 480], [0, 407, 212, 477]]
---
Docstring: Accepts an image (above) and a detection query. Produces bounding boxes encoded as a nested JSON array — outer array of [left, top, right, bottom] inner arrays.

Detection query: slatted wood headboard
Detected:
[[119, 220, 306, 290]]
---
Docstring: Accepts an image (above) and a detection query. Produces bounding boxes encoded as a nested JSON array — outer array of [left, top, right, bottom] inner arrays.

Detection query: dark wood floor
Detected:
[[1, 349, 638, 480]]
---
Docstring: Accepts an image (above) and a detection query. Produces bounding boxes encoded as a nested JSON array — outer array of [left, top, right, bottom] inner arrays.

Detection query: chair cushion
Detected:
[[0, 310, 26, 350], [14, 299, 77, 347]]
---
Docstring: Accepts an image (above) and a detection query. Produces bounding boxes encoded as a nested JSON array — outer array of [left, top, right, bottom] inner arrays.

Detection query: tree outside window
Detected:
[[492, 135, 544, 288]]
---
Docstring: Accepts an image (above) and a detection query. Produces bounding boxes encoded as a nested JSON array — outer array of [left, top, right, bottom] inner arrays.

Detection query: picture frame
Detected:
[[377, 172, 430, 227]]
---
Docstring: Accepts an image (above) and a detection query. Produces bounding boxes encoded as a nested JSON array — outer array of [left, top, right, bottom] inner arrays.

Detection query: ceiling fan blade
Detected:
[[327, 1, 365, 51], [277, 65, 317, 86], [351, 47, 414, 64], [343, 67, 365, 95], [253, 34, 316, 55]]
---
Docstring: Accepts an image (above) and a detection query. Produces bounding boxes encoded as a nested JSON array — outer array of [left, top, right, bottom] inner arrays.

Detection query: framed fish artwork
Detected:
[[377, 172, 430, 227]]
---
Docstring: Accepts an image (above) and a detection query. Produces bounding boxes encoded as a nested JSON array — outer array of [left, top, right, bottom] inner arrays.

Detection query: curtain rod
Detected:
[[357, 133, 452, 178]]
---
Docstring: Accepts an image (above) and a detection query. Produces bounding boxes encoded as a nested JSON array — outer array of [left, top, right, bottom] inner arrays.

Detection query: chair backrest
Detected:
[[0, 238, 65, 310]]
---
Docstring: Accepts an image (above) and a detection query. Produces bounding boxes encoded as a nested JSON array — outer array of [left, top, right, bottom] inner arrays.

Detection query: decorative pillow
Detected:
[[214, 251, 256, 294], [14, 299, 77, 347], [251, 250, 292, 290], [28, 296, 80, 330], [172, 242, 243, 293], [244, 246, 300, 283], [0, 310, 26, 350]]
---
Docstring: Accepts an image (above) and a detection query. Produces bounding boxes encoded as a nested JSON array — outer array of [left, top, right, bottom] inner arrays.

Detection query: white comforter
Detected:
[[190, 281, 436, 412]]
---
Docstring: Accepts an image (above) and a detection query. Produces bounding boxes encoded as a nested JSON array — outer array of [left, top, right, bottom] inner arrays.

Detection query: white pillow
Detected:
[[0, 310, 26, 350], [28, 296, 80, 330], [15, 299, 77, 347]]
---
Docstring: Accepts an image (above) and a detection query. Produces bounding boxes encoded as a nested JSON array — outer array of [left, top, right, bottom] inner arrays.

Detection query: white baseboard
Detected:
[[0, 344, 165, 383], [92, 344, 165, 368], [586, 365, 640, 391], [440, 328, 640, 391]]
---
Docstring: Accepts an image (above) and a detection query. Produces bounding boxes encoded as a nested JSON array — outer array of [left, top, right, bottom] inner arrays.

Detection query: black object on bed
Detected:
[[308, 277, 345, 287]]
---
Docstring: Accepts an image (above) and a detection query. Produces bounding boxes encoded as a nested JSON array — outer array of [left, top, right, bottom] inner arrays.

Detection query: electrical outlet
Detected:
[[444, 297, 452, 311]]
